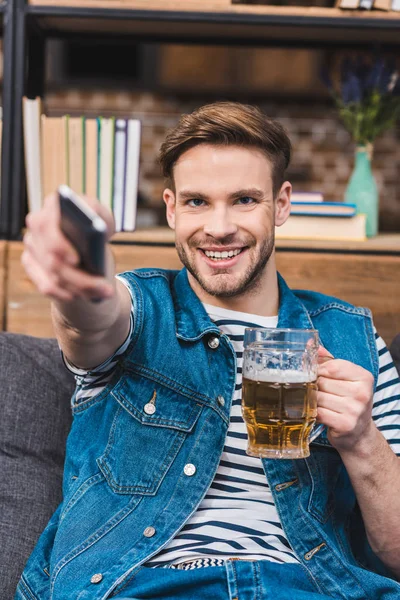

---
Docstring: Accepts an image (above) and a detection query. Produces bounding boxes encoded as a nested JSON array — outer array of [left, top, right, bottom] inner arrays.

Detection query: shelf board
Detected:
[[26, 2, 400, 46], [112, 229, 400, 255]]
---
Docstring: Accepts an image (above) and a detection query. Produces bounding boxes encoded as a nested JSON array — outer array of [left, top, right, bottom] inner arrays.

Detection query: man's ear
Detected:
[[163, 188, 176, 230], [275, 181, 292, 227]]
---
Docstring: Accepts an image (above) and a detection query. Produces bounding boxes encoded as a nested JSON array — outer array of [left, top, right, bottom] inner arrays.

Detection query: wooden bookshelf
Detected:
[[25, 1, 400, 45], [26, 0, 400, 17]]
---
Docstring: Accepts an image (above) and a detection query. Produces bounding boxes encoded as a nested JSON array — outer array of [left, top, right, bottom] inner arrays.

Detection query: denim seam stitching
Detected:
[[51, 495, 142, 594], [17, 577, 38, 600], [122, 362, 215, 405], [115, 390, 202, 431], [99, 428, 185, 494], [131, 270, 171, 280], [99, 405, 187, 494], [252, 561, 261, 600], [308, 303, 370, 318], [60, 472, 104, 520], [108, 565, 144, 597]]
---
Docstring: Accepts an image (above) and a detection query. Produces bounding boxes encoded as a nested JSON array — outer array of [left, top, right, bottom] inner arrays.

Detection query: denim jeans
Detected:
[[113, 561, 332, 599]]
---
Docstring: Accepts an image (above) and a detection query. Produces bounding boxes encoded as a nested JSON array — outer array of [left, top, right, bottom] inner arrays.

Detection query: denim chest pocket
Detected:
[[306, 440, 344, 524], [97, 374, 202, 495]]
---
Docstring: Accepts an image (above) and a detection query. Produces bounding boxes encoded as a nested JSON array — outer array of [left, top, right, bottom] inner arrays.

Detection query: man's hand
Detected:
[[316, 346, 376, 453], [22, 193, 115, 303]]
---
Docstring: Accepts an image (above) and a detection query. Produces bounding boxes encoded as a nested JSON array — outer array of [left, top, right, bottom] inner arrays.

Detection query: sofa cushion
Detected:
[[0, 333, 75, 598]]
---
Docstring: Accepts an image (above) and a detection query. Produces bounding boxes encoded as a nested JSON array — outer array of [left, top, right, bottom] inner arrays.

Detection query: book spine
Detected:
[[113, 119, 127, 233], [121, 119, 130, 231]]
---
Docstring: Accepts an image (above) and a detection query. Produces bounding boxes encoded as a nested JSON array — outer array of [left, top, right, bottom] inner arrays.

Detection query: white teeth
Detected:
[[204, 248, 242, 260]]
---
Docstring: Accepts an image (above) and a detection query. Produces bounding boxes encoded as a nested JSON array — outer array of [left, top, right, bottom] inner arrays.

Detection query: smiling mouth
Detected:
[[200, 248, 245, 261]]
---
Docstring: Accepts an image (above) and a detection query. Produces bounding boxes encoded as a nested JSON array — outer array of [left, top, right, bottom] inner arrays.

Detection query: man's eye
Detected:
[[237, 196, 256, 205], [188, 198, 205, 207]]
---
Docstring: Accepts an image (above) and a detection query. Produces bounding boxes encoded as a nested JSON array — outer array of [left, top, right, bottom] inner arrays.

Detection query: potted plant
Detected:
[[322, 55, 400, 237]]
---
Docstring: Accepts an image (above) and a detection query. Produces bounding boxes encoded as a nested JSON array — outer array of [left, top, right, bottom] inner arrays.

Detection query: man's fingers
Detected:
[[318, 358, 372, 383], [316, 406, 354, 433], [317, 390, 359, 414], [317, 376, 361, 398], [24, 219, 80, 269], [317, 345, 334, 365], [57, 264, 114, 299], [22, 246, 113, 302], [21, 250, 75, 302]]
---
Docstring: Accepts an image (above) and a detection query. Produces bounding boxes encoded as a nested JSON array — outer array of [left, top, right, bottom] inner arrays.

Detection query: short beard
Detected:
[[175, 233, 275, 299]]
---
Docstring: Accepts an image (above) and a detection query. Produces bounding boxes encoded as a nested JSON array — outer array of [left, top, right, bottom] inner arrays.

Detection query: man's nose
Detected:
[[203, 207, 238, 239]]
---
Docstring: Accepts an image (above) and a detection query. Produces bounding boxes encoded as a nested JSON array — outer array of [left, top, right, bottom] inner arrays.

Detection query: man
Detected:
[[17, 102, 400, 600]]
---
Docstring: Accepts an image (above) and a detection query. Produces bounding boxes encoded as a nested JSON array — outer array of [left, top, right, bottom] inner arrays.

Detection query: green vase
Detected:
[[344, 145, 378, 237]]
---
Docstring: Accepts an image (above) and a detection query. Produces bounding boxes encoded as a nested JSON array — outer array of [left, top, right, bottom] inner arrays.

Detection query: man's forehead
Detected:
[[173, 145, 273, 194]]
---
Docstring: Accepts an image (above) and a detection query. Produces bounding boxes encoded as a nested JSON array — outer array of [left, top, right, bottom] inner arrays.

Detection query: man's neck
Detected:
[[188, 257, 279, 318]]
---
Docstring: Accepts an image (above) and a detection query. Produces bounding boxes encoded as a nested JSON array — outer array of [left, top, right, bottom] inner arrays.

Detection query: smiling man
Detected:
[[18, 102, 400, 600], [164, 143, 285, 309]]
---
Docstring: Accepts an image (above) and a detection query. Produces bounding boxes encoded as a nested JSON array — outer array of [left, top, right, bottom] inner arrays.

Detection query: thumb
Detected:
[[318, 345, 334, 364]]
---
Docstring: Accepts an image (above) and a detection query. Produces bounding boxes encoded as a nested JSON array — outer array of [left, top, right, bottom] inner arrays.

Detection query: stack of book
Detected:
[[23, 97, 141, 232], [276, 191, 367, 241]]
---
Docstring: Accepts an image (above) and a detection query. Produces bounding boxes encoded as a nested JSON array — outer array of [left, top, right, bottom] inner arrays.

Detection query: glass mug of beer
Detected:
[[242, 328, 324, 459]]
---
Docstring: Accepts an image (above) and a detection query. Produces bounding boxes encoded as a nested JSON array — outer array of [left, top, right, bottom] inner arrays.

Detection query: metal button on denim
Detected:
[[207, 336, 220, 349], [143, 526, 156, 538], [144, 403, 156, 415], [217, 395, 225, 407], [90, 573, 103, 584], [184, 463, 196, 476]]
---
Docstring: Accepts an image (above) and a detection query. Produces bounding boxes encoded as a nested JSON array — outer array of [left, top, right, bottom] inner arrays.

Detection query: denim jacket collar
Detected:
[[173, 268, 221, 342], [276, 273, 315, 330], [173, 268, 314, 341]]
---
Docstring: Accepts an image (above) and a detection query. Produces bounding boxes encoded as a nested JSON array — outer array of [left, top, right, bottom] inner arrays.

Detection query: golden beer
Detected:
[[242, 373, 318, 459]]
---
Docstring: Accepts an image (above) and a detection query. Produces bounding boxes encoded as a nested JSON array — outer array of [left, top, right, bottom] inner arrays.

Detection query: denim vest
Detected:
[[16, 269, 400, 600]]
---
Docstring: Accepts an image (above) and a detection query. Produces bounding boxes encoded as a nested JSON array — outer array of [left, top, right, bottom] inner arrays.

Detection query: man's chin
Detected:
[[194, 272, 246, 298]]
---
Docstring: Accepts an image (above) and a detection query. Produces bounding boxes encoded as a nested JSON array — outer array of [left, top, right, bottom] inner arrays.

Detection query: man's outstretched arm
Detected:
[[22, 193, 132, 369], [317, 346, 400, 579]]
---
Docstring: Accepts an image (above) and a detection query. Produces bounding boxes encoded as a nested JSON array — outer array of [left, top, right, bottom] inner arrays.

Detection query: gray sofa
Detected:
[[0, 331, 400, 599]]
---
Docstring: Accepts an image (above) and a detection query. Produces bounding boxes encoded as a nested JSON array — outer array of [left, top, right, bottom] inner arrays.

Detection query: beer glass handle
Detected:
[[309, 423, 325, 442]]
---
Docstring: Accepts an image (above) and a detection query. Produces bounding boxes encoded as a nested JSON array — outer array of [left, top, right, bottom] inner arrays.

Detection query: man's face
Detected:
[[164, 144, 291, 300]]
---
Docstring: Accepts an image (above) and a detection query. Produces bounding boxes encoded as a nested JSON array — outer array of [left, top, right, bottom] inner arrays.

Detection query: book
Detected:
[[338, 0, 359, 8], [290, 191, 323, 203], [41, 115, 68, 199], [276, 213, 366, 241], [96, 117, 101, 199], [392, 0, 400, 9], [359, 0, 373, 8], [98, 117, 115, 211], [374, 0, 391, 8], [68, 117, 84, 195], [113, 119, 128, 233], [123, 119, 141, 232], [23, 97, 43, 212], [290, 201, 356, 217], [84, 118, 98, 198]]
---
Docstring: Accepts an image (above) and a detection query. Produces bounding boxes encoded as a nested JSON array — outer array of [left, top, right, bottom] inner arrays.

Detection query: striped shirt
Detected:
[[66, 294, 400, 566]]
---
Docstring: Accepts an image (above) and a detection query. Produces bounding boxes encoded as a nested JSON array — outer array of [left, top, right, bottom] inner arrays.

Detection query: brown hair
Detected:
[[158, 101, 291, 198]]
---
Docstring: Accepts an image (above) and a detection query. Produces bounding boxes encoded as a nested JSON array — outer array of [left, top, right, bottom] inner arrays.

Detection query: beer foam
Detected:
[[243, 367, 316, 384]]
